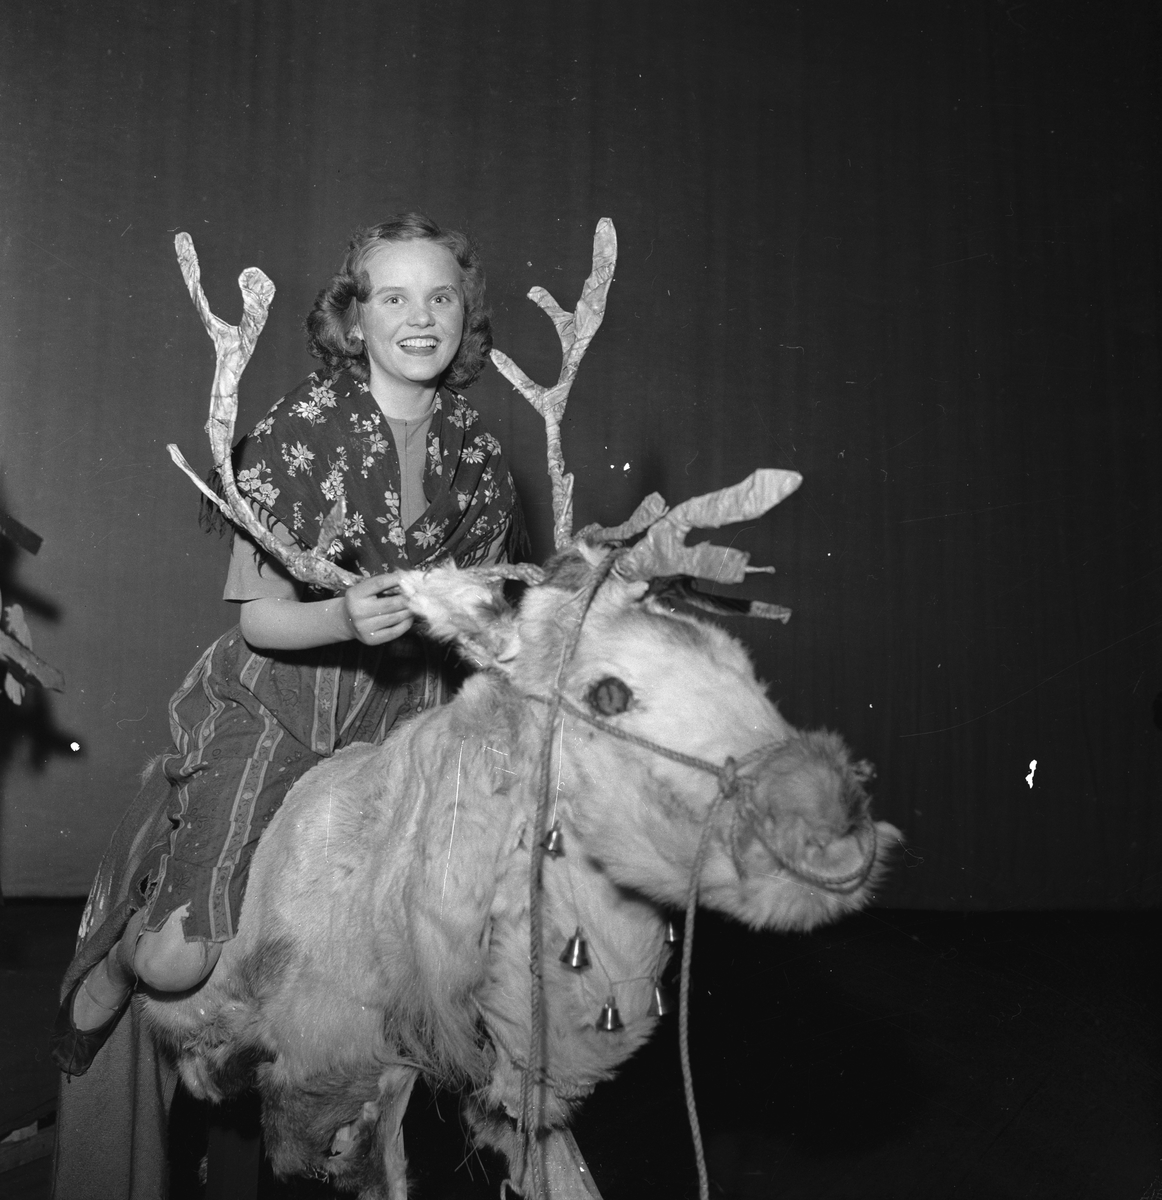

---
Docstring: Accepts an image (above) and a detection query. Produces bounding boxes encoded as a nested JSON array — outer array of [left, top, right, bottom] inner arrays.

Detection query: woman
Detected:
[[51, 213, 521, 1075]]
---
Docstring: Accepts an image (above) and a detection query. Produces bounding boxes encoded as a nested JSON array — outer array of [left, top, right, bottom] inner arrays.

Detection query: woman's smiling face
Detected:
[[352, 239, 465, 397]]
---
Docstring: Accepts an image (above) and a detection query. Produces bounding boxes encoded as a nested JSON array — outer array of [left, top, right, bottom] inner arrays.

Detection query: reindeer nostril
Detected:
[[587, 676, 632, 716]]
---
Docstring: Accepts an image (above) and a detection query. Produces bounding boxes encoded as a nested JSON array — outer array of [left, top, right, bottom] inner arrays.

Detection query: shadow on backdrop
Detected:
[[0, 485, 78, 899]]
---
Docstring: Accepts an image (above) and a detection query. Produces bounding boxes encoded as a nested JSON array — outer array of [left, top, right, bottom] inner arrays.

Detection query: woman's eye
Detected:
[[586, 676, 632, 716]]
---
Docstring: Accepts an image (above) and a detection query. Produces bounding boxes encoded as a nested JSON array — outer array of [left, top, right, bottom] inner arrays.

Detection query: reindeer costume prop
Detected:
[[53, 222, 899, 1200]]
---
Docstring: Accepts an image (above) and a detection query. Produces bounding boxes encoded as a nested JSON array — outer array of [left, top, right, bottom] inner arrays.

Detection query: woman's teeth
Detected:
[[399, 337, 437, 348]]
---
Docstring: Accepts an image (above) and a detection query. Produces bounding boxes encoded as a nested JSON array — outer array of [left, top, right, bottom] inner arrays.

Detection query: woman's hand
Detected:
[[237, 574, 414, 651], [342, 574, 414, 645]]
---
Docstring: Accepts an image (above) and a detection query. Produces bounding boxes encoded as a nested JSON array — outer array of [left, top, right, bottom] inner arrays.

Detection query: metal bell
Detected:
[[596, 996, 624, 1032], [648, 982, 675, 1017], [560, 927, 590, 971], [543, 823, 565, 857], [664, 920, 680, 945]]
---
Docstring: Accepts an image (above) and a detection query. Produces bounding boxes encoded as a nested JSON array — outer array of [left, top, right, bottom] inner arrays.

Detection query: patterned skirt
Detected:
[[119, 626, 451, 943]]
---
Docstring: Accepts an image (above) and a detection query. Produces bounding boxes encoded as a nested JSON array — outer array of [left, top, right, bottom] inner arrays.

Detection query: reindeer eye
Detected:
[[586, 676, 632, 716]]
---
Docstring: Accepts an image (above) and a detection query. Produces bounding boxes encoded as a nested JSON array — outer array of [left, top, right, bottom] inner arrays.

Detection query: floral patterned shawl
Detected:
[[232, 370, 516, 576]]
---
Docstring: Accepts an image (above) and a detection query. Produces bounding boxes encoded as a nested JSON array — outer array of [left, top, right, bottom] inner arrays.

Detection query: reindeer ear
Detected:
[[396, 565, 520, 671]]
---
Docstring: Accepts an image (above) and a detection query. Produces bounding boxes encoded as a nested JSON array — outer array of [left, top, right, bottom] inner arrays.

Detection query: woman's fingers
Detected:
[[360, 606, 412, 631], [356, 612, 414, 643], [347, 572, 402, 599], [348, 593, 410, 624], [377, 614, 415, 639], [342, 575, 415, 643], [345, 575, 406, 610]]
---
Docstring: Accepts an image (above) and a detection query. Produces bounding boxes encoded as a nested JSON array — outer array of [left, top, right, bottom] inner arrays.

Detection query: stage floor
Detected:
[[2, 900, 1158, 1199]]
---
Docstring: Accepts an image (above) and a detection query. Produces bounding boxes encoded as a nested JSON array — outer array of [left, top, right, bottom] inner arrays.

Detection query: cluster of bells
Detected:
[[545, 822, 678, 1033]]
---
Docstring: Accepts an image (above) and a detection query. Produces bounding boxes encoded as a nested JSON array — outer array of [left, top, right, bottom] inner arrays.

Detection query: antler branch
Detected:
[[574, 492, 668, 545], [491, 219, 617, 550], [615, 469, 803, 585], [166, 233, 358, 593]]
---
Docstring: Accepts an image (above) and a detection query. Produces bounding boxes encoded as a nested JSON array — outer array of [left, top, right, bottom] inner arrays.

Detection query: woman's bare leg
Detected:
[[69, 908, 144, 1029], [70, 904, 222, 1030]]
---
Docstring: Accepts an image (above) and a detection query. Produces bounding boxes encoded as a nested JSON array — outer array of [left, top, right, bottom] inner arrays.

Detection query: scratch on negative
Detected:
[[325, 783, 333, 860], [900, 615, 1162, 738], [442, 740, 466, 907], [711, 524, 757, 587], [485, 744, 517, 774], [551, 722, 565, 826]]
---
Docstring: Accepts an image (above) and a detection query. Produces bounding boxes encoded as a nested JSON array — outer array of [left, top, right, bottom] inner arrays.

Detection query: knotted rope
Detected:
[[553, 694, 879, 896]]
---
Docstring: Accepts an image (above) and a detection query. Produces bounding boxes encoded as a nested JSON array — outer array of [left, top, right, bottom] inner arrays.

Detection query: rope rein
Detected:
[[678, 785, 734, 1200], [520, 553, 620, 1197]]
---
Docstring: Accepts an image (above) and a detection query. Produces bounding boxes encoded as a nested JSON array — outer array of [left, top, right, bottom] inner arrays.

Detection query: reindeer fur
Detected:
[[141, 551, 899, 1197]]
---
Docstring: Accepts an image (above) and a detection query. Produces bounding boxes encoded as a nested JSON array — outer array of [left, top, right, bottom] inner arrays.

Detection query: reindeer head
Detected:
[[395, 545, 898, 933]]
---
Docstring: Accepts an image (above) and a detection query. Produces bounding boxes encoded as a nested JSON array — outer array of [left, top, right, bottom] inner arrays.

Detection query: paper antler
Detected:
[[615, 468, 803, 586], [491, 219, 618, 550], [167, 234, 360, 592], [575, 492, 669, 546]]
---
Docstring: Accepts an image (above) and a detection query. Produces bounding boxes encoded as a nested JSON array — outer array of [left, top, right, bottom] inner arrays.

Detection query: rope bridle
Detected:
[[516, 554, 878, 1200], [553, 692, 880, 895]]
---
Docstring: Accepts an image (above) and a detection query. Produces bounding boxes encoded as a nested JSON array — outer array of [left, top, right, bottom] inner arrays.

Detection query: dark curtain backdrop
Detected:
[[0, 1, 1157, 906]]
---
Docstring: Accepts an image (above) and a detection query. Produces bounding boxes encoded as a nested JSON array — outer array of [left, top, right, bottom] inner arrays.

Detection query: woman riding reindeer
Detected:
[[51, 213, 521, 1075]]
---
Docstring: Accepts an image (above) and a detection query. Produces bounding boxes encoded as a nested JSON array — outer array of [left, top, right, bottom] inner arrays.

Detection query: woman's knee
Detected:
[[132, 910, 222, 992]]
